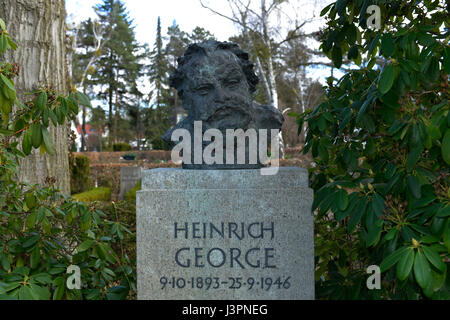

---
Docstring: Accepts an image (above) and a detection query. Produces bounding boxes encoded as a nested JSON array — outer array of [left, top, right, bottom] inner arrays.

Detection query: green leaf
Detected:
[[29, 284, 50, 300], [332, 45, 342, 69], [444, 225, 450, 252], [22, 235, 39, 248], [0, 19, 5, 31], [49, 109, 58, 126], [77, 240, 94, 253], [348, 46, 358, 60], [76, 91, 91, 108], [371, 193, 385, 217], [25, 192, 36, 209], [33, 273, 52, 285], [422, 246, 445, 272], [356, 97, 373, 122], [42, 108, 49, 127], [335, 192, 358, 221], [431, 264, 447, 292], [25, 213, 38, 229], [384, 228, 398, 241], [30, 246, 40, 269], [320, 3, 333, 16], [348, 196, 367, 232], [0, 74, 15, 92], [41, 127, 55, 155], [367, 34, 380, 56], [106, 285, 129, 300], [22, 129, 32, 155], [426, 124, 441, 140], [6, 37, 16, 51], [381, 33, 395, 57], [336, 189, 349, 211], [416, 32, 435, 47], [436, 205, 450, 218], [35, 92, 47, 110], [380, 246, 409, 272], [426, 57, 440, 83], [444, 47, 450, 74], [53, 285, 65, 300], [31, 123, 42, 149], [442, 129, 450, 165], [60, 98, 69, 116], [318, 142, 329, 162], [406, 145, 423, 172], [1, 254, 10, 271], [366, 221, 382, 247], [18, 285, 38, 300], [414, 250, 432, 289], [0, 35, 6, 53], [407, 175, 421, 199], [397, 249, 414, 281], [379, 64, 395, 94], [401, 226, 415, 242]]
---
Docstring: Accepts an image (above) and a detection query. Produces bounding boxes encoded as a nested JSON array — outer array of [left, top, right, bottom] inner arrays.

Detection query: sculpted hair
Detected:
[[169, 40, 259, 96]]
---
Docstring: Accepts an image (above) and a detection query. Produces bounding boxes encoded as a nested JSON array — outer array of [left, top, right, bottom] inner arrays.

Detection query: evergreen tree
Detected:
[[92, 0, 143, 145], [72, 18, 102, 151], [149, 17, 168, 109], [146, 17, 171, 147], [189, 26, 216, 43]]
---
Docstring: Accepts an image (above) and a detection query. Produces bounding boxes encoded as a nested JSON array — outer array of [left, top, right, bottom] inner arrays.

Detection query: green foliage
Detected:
[[70, 156, 92, 194], [112, 142, 132, 152], [0, 20, 135, 300], [72, 187, 112, 202], [123, 153, 137, 160], [151, 136, 170, 151], [90, 0, 145, 145], [125, 180, 141, 202], [297, 1, 449, 299], [92, 201, 136, 273]]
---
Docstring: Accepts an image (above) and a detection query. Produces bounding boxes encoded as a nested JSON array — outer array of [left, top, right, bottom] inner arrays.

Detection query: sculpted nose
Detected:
[[213, 86, 227, 103]]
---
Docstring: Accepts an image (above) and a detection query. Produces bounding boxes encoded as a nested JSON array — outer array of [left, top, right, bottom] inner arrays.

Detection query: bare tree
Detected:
[[69, 19, 106, 151]]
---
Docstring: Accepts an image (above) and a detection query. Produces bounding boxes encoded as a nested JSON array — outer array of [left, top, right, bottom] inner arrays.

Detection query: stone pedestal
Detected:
[[137, 167, 314, 300]]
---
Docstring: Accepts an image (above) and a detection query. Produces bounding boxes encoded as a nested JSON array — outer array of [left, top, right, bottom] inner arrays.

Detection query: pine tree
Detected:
[[149, 17, 168, 110], [72, 18, 102, 151], [91, 0, 143, 145], [146, 17, 171, 146], [164, 22, 189, 126], [189, 26, 216, 43]]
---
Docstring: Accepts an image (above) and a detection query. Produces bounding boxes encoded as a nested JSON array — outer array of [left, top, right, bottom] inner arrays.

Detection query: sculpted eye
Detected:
[[196, 85, 213, 95], [226, 79, 240, 86]]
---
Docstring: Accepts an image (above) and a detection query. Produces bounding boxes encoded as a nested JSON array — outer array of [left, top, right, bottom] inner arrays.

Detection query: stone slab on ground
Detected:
[[119, 166, 142, 200]]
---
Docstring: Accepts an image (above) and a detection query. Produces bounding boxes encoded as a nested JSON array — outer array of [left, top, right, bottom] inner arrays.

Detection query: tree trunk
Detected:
[[114, 67, 119, 143], [260, 0, 285, 158], [0, 0, 71, 194]]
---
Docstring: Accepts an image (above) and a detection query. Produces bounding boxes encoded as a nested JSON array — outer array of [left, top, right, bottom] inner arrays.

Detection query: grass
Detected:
[[72, 187, 112, 202]]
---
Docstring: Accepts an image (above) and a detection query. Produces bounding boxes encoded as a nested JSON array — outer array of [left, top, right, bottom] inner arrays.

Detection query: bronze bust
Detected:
[[163, 40, 283, 169]]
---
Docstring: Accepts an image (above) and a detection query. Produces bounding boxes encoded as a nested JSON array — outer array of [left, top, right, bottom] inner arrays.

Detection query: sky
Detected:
[[65, 0, 337, 86], [66, 0, 239, 45]]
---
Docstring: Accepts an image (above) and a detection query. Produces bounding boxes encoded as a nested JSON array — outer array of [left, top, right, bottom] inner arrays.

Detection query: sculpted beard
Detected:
[[183, 94, 253, 134]]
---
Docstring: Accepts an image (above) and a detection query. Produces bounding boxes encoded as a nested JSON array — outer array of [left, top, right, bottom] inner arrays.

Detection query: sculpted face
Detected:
[[163, 40, 284, 169], [181, 50, 253, 131]]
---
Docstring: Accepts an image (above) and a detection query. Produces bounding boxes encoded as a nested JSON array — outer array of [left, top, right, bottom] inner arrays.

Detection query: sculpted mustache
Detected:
[[206, 105, 251, 120]]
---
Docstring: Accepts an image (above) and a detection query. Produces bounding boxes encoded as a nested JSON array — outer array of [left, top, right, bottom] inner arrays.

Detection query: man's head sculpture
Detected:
[[162, 40, 284, 169]]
